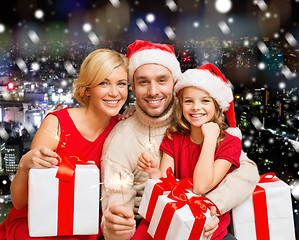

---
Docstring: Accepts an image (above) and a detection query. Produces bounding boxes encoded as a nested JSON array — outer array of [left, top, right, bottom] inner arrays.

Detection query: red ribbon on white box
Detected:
[[55, 155, 94, 236], [146, 168, 193, 222], [152, 168, 220, 240], [252, 173, 279, 240]]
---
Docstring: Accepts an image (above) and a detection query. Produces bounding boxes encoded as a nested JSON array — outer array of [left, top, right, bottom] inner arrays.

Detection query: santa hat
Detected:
[[127, 40, 181, 84], [174, 63, 242, 139]]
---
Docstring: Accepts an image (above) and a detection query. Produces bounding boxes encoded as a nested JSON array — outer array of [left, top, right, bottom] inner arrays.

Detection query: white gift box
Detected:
[[139, 179, 169, 221], [28, 164, 99, 237], [232, 174, 295, 240], [148, 192, 214, 240]]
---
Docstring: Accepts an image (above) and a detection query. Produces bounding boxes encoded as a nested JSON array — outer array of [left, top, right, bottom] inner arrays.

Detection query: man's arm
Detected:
[[101, 153, 137, 240], [205, 151, 260, 214]]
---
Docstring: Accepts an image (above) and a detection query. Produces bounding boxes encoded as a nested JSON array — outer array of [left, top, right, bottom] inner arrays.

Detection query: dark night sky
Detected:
[[0, 0, 298, 91]]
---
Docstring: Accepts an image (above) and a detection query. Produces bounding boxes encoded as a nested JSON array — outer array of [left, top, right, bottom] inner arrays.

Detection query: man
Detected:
[[101, 40, 259, 240]]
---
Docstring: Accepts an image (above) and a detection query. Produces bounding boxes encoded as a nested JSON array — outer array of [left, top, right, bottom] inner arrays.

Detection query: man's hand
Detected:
[[103, 205, 136, 240], [204, 206, 219, 240]]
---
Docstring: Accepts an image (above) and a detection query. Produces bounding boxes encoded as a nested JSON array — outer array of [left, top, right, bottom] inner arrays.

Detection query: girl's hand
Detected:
[[201, 122, 220, 140], [137, 151, 159, 173], [19, 146, 58, 172]]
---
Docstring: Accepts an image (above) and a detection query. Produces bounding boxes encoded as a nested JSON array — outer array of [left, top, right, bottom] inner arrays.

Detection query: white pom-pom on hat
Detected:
[[175, 63, 242, 139]]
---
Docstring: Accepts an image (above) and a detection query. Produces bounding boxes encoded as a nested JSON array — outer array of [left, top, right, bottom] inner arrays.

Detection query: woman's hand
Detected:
[[19, 146, 58, 172], [118, 106, 136, 121]]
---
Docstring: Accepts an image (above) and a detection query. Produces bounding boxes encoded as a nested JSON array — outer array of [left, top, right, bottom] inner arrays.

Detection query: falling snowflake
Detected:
[[146, 13, 155, 23], [34, 9, 44, 19], [64, 61, 76, 75], [193, 22, 199, 28], [254, 0, 268, 11], [109, 0, 120, 8], [244, 139, 252, 148], [166, 0, 178, 12], [28, 30, 40, 44], [285, 33, 297, 46], [31, 62, 40, 71], [16, 58, 28, 73], [251, 116, 263, 130], [0, 24, 5, 33], [218, 21, 230, 35], [82, 23, 92, 32], [257, 41, 269, 55], [88, 32, 100, 45], [136, 18, 148, 32], [215, 0, 232, 13], [258, 62, 266, 70], [164, 26, 176, 40]]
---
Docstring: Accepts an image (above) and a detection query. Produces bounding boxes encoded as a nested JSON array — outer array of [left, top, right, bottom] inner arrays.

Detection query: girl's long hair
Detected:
[[166, 88, 227, 148]]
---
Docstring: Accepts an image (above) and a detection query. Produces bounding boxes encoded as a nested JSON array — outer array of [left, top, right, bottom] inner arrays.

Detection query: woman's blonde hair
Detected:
[[73, 49, 128, 105], [166, 88, 227, 147]]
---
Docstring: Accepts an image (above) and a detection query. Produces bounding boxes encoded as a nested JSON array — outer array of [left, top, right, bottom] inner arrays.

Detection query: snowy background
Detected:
[[0, 0, 298, 237]]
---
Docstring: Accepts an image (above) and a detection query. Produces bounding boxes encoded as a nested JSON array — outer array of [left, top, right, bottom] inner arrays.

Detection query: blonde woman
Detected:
[[0, 49, 129, 240]]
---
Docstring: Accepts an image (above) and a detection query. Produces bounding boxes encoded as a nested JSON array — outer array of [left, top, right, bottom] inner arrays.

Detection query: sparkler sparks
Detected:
[[105, 170, 134, 193]]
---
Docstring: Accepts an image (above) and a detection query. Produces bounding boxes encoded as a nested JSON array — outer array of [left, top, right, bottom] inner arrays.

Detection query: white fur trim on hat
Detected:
[[128, 49, 181, 84], [225, 127, 242, 140], [174, 69, 233, 111]]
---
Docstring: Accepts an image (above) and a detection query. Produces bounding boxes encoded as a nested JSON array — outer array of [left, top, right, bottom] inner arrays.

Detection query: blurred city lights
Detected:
[[7, 82, 15, 91]]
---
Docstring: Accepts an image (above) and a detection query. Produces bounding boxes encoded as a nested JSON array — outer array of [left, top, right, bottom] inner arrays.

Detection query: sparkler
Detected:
[[105, 170, 134, 193], [147, 125, 155, 153], [119, 171, 124, 202]]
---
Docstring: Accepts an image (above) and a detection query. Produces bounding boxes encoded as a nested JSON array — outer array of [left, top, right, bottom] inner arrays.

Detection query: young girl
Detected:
[[137, 64, 242, 240], [0, 49, 129, 240]]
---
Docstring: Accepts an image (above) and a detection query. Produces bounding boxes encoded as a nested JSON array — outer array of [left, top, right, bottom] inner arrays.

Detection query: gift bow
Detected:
[[258, 172, 279, 183], [55, 154, 92, 182], [55, 154, 94, 236], [153, 169, 220, 240], [146, 167, 193, 222], [160, 167, 193, 191]]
